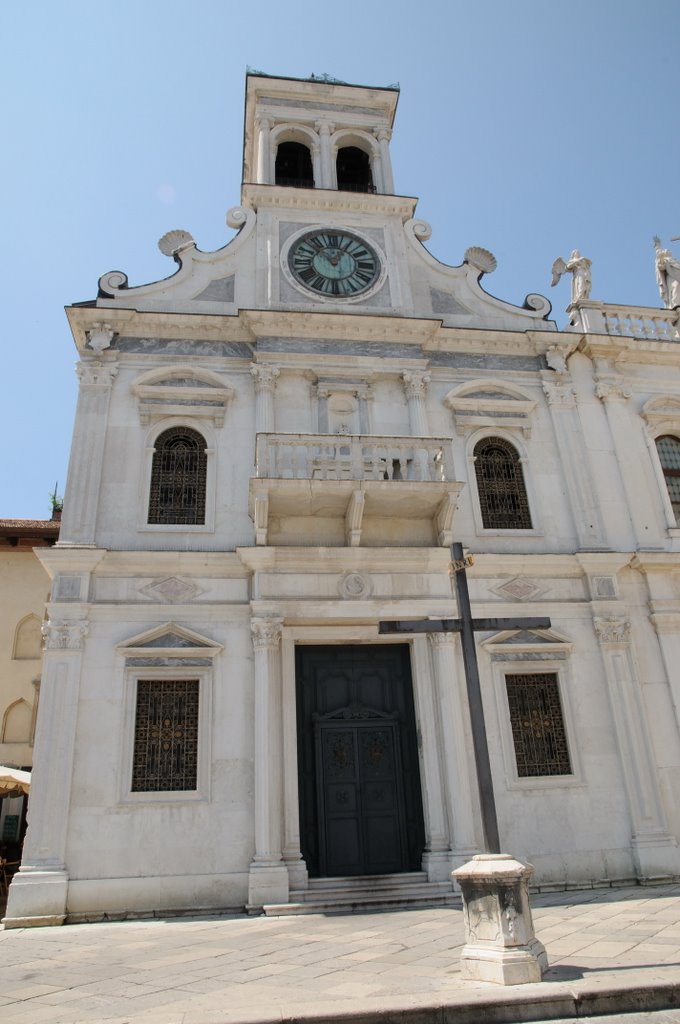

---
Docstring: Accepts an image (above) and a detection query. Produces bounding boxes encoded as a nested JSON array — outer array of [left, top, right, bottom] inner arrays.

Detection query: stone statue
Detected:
[[654, 236, 680, 309], [551, 250, 592, 303]]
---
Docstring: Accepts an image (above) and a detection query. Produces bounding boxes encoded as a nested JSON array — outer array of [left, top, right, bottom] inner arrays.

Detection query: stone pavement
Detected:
[[1, 883, 680, 1024]]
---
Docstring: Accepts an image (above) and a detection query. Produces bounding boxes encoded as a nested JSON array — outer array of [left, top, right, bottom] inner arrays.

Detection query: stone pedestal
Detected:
[[453, 854, 548, 985]]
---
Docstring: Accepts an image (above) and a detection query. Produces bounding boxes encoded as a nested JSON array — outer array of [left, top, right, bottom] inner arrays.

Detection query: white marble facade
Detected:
[[6, 73, 680, 927]]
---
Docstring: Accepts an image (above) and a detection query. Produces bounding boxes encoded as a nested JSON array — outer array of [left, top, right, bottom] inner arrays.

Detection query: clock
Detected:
[[288, 230, 380, 297]]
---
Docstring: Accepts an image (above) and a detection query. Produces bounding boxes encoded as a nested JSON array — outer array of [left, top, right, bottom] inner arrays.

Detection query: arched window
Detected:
[[474, 437, 532, 529], [336, 146, 374, 193], [656, 435, 680, 524], [275, 141, 314, 188], [148, 427, 207, 525]]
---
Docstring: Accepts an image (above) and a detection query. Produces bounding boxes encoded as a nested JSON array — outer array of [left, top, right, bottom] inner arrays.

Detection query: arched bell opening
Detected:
[[275, 141, 314, 188], [336, 146, 375, 194]]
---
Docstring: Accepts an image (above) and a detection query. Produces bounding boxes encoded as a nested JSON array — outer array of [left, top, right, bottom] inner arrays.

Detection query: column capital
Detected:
[[593, 615, 631, 644], [255, 116, 271, 132], [402, 370, 430, 399], [375, 127, 392, 142], [315, 120, 334, 136], [595, 379, 631, 403], [251, 616, 283, 649], [76, 359, 118, 387], [428, 631, 457, 648], [250, 363, 280, 392], [42, 619, 89, 651], [542, 380, 576, 408]]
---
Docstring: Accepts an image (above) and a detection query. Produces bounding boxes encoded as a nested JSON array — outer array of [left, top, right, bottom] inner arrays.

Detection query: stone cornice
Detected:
[[240, 184, 417, 219], [38, 547, 250, 578]]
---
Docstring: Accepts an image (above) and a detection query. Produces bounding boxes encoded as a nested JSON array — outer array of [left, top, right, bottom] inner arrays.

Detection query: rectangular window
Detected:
[[132, 680, 199, 792], [505, 673, 571, 777]]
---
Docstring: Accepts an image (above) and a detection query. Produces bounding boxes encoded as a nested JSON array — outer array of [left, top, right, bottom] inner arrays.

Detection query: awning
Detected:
[[0, 766, 30, 797]]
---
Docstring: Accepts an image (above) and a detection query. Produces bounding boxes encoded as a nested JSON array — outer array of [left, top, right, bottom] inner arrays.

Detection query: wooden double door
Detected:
[[296, 644, 425, 878]]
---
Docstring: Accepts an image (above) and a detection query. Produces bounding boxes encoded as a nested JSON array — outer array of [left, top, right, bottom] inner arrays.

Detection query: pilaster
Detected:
[[247, 615, 289, 908], [376, 127, 394, 194], [315, 120, 335, 189], [255, 116, 271, 183], [59, 355, 117, 545], [251, 363, 280, 434], [593, 615, 680, 879], [4, 617, 88, 928], [402, 370, 430, 436]]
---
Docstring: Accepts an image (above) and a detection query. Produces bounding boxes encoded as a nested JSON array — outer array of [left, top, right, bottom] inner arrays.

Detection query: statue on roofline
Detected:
[[654, 236, 680, 309], [551, 250, 592, 304]]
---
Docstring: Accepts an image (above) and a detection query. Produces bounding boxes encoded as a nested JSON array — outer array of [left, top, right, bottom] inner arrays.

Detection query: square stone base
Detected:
[[2, 869, 68, 928], [460, 937, 548, 985]]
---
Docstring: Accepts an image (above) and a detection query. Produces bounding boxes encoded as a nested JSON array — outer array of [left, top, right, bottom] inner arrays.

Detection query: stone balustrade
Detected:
[[570, 301, 680, 341], [255, 432, 455, 483]]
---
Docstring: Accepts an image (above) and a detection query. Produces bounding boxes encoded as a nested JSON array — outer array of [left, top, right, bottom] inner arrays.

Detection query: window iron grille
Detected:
[[505, 673, 571, 777], [656, 435, 680, 524], [131, 680, 199, 791], [474, 437, 532, 529], [148, 427, 207, 525]]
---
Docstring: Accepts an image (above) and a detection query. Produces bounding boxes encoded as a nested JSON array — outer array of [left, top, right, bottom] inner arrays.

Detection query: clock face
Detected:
[[288, 230, 380, 297]]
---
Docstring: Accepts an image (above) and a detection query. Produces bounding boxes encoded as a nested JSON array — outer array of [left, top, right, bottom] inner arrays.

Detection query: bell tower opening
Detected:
[[336, 146, 374, 194], [275, 141, 314, 188]]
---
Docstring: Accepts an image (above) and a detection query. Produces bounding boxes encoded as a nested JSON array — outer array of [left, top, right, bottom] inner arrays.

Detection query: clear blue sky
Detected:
[[2, 1, 678, 519]]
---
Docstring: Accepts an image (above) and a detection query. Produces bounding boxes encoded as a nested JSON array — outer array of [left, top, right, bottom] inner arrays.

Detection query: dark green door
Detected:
[[296, 644, 425, 878]]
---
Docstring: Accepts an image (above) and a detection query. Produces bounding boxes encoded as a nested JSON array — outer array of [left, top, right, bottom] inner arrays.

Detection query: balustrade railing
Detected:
[[571, 302, 680, 341], [255, 433, 455, 483]]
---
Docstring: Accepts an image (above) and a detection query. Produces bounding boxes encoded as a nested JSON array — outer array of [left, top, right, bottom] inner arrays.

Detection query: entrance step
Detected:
[[262, 872, 460, 917]]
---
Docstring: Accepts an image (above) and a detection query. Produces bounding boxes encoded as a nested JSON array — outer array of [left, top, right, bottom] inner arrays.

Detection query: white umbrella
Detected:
[[0, 766, 30, 797]]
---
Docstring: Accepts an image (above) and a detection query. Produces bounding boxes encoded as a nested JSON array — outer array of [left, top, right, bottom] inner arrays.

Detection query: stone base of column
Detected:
[[283, 855, 308, 891], [422, 849, 453, 882], [632, 833, 680, 881], [2, 869, 69, 929], [246, 861, 289, 912], [453, 854, 548, 986]]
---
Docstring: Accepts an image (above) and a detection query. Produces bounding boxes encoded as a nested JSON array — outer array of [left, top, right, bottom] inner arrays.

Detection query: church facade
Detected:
[[6, 73, 680, 927]]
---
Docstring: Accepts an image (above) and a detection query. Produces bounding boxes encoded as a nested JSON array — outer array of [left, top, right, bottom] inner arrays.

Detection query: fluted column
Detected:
[[4, 617, 88, 927], [248, 616, 289, 908], [255, 117, 271, 183], [60, 354, 117, 545], [428, 632, 480, 859], [376, 127, 394, 194], [315, 121, 334, 188], [542, 376, 606, 549], [402, 371, 431, 436], [593, 615, 680, 879], [251, 363, 279, 433]]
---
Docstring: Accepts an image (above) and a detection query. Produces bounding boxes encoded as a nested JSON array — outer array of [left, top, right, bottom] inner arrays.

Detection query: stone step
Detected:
[[305, 871, 428, 893], [262, 876, 460, 917]]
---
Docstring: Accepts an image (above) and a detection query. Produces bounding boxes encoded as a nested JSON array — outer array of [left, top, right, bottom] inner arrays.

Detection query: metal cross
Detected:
[[379, 542, 551, 854]]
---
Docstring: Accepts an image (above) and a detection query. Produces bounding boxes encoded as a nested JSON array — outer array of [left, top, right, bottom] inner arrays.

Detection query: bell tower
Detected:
[[243, 72, 399, 195]]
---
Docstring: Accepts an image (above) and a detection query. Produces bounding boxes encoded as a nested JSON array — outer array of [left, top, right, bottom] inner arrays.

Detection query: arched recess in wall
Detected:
[[271, 124, 317, 188], [13, 614, 42, 660], [332, 130, 380, 193], [1, 699, 33, 743]]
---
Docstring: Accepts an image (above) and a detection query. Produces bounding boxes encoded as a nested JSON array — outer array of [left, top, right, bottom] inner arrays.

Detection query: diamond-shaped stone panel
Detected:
[[140, 577, 200, 603], [493, 578, 545, 602]]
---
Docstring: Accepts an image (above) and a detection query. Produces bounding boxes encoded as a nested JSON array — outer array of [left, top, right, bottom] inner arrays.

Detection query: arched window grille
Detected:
[[336, 146, 375, 193], [474, 437, 532, 529], [275, 141, 314, 188], [148, 427, 207, 525], [656, 435, 680, 524]]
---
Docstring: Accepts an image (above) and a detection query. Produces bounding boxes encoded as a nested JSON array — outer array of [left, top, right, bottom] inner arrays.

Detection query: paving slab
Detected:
[[1, 883, 680, 1023]]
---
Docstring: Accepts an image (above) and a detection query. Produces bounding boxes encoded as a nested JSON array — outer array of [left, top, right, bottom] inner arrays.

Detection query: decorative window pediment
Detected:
[[444, 381, 537, 437], [132, 366, 233, 426], [482, 628, 571, 661], [641, 395, 680, 436], [118, 622, 222, 660]]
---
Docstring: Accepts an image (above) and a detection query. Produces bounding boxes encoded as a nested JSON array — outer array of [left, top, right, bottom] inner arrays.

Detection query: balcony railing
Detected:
[[570, 301, 680, 341], [255, 432, 455, 483]]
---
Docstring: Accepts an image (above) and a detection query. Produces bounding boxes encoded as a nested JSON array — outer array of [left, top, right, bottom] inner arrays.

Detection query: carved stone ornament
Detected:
[[493, 577, 545, 602], [87, 322, 115, 354], [428, 631, 456, 647], [595, 380, 632, 403], [76, 361, 118, 386], [401, 371, 430, 400], [337, 572, 372, 600], [250, 364, 281, 391], [542, 380, 576, 408], [594, 616, 631, 643], [464, 246, 497, 275], [251, 616, 283, 649], [42, 619, 89, 651], [140, 577, 200, 603], [158, 230, 195, 258]]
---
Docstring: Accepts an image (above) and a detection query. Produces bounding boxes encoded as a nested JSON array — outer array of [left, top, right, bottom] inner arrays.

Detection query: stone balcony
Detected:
[[569, 301, 680, 341], [249, 432, 463, 547]]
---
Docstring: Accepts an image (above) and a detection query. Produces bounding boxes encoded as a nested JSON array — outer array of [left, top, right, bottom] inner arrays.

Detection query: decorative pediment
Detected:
[[444, 381, 537, 437], [482, 628, 571, 661], [131, 366, 234, 426], [118, 622, 222, 658], [641, 395, 680, 436]]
